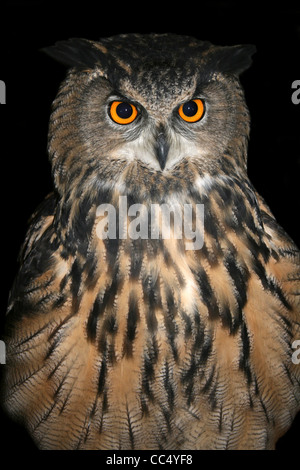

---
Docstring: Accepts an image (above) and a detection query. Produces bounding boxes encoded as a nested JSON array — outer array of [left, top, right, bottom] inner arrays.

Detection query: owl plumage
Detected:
[[2, 34, 300, 450]]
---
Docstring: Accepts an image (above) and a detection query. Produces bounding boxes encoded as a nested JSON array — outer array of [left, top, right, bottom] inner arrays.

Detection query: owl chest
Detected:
[[84, 234, 200, 361]]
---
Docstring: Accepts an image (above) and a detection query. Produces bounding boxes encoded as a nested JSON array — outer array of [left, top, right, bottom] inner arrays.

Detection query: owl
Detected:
[[2, 33, 300, 450]]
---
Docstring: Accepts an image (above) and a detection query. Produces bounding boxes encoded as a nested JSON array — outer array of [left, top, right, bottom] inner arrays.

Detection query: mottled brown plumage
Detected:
[[2, 34, 300, 449]]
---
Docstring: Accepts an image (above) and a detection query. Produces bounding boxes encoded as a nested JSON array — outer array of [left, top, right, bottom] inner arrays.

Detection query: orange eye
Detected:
[[109, 101, 138, 124], [178, 99, 205, 123]]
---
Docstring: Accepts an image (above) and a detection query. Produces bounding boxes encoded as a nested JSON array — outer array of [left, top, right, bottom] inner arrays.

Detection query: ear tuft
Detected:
[[41, 38, 103, 69], [209, 44, 257, 76]]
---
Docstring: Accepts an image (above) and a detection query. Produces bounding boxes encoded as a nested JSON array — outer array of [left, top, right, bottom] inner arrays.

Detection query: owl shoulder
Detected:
[[6, 193, 59, 317], [256, 192, 300, 313], [20, 192, 58, 261]]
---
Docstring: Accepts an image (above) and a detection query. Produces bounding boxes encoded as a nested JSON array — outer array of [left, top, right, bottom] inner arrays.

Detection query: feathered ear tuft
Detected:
[[41, 38, 104, 69], [209, 44, 256, 76]]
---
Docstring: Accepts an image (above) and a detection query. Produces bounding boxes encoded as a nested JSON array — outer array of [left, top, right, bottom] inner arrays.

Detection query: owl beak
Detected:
[[155, 129, 169, 170]]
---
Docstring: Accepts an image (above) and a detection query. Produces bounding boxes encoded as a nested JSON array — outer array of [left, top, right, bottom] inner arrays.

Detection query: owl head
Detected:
[[44, 34, 255, 202]]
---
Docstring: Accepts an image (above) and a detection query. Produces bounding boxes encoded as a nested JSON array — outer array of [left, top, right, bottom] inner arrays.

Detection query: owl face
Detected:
[[45, 34, 255, 197], [82, 71, 242, 172]]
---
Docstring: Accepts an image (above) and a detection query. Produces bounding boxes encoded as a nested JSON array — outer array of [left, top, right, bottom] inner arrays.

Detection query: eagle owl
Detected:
[[2, 34, 300, 450]]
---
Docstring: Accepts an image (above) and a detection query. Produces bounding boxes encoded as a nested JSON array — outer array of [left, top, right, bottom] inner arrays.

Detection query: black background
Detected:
[[0, 0, 299, 457]]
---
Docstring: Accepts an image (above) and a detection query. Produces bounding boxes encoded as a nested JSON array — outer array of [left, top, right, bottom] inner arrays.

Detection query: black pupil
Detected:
[[182, 100, 198, 117], [116, 102, 133, 119]]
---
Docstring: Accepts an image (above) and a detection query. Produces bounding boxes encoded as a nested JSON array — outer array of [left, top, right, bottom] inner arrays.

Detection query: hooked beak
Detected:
[[154, 128, 169, 170]]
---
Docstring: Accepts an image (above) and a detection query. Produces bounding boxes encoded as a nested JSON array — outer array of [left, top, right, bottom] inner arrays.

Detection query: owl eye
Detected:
[[178, 99, 205, 123], [109, 101, 138, 124]]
